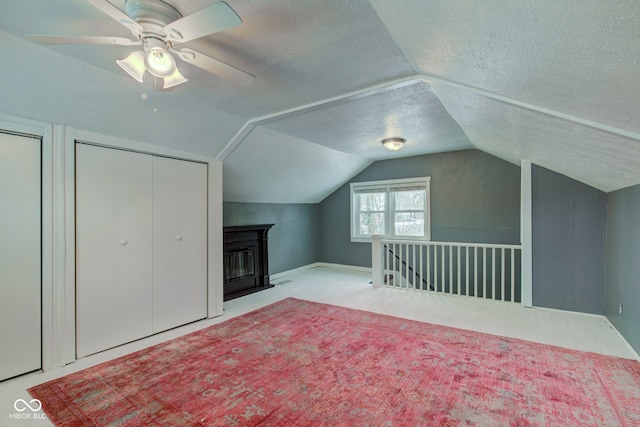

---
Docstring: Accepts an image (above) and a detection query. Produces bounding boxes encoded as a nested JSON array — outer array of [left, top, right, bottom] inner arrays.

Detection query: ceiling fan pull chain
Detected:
[[153, 77, 158, 113]]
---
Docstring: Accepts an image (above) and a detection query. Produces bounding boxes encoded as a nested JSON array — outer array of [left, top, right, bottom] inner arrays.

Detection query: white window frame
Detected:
[[350, 176, 431, 242]]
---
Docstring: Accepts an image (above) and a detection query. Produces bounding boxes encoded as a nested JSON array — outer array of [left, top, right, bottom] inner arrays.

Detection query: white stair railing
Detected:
[[371, 235, 522, 303]]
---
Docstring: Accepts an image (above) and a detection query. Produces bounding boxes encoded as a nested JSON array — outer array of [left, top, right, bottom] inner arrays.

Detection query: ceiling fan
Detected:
[[29, 0, 255, 89]]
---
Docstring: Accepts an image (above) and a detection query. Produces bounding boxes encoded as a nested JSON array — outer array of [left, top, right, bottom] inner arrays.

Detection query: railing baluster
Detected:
[[434, 245, 438, 292], [392, 243, 397, 287], [426, 244, 431, 291], [483, 247, 487, 299], [406, 244, 409, 288], [501, 248, 505, 302], [398, 243, 402, 288], [419, 245, 423, 290], [406, 243, 410, 288], [412, 243, 416, 290], [432, 244, 436, 292], [466, 245, 469, 296], [474, 246, 478, 298], [511, 249, 515, 302], [386, 243, 389, 286], [404, 243, 409, 288], [398, 243, 408, 288], [457, 246, 461, 296], [396, 244, 399, 287], [491, 247, 496, 300], [448, 245, 453, 294], [385, 243, 390, 286], [400, 244, 404, 287], [441, 244, 445, 292], [391, 243, 395, 286]]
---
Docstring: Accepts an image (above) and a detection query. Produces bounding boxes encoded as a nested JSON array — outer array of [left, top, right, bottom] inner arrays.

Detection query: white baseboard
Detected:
[[533, 305, 609, 319], [270, 262, 371, 282], [313, 262, 372, 273], [270, 263, 318, 281], [603, 317, 640, 362], [532, 306, 640, 361]]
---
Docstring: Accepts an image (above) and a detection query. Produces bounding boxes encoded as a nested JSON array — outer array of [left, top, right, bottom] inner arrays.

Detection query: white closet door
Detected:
[[0, 133, 41, 381], [76, 144, 153, 357], [152, 156, 207, 333]]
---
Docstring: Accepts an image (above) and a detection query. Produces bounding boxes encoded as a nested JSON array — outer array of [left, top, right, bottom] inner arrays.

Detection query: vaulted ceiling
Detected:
[[0, 0, 638, 202]]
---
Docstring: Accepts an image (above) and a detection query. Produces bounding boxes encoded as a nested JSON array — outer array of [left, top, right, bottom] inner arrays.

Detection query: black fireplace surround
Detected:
[[223, 224, 274, 301]]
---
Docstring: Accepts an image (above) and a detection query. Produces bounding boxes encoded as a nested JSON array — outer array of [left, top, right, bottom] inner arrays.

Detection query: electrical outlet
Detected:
[[619, 304, 623, 315]]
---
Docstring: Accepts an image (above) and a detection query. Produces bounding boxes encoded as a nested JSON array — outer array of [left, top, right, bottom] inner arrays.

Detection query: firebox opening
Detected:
[[225, 248, 256, 281]]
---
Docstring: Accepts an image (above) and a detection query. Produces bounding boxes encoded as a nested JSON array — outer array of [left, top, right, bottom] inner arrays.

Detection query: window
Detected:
[[350, 177, 431, 241]]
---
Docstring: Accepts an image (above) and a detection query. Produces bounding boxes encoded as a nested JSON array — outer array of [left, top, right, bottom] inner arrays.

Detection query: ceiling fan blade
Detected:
[[164, 1, 241, 44], [85, 0, 142, 35], [116, 51, 146, 83], [29, 35, 141, 46], [174, 48, 254, 87]]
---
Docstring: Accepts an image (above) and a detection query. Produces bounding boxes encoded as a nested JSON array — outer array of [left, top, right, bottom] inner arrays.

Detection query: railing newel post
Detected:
[[371, 234, 384, 287]]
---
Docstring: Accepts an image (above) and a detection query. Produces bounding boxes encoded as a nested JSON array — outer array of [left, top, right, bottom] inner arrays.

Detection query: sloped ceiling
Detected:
[[370, 0, 640, 192], [0, 0, 638, 201]]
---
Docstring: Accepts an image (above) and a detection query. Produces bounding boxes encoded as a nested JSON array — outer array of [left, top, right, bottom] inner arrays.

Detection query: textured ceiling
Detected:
[[431, 83, 640, 192], [223, 126, 371, 203], [0, 0, 638, 202], [262, 81, 473, 161], [371, 0, 640, 133]]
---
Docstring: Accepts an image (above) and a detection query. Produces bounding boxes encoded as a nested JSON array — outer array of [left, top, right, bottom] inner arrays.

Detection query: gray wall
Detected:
[[223, 202, 319, 275], [531, 165, 607, 314], [605, 184, 640, 354], [318, 149, 521, 267]]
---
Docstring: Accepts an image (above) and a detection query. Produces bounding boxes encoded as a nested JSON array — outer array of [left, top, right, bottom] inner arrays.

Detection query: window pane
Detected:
[[394, 212, 424, 236], [359, 213, 385, 235], [394, 190, 425, 211], [359, 193, 386, 211]]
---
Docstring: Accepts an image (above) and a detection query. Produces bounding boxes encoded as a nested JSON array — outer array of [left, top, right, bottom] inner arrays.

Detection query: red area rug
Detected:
[[30, 298, 640, 426]]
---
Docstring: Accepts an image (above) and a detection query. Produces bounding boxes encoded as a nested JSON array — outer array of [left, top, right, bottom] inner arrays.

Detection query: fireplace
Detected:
[[223, 224, 274, 301]]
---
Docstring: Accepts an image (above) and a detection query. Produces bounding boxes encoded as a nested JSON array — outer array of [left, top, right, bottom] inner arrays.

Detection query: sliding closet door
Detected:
[[0, 133, 41, 381], [76, 144, 153, 357], [152, 156, 207, 333]]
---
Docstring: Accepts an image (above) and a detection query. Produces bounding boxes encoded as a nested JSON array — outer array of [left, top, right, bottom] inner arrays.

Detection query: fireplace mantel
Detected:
[[223, 224, 274, 301]]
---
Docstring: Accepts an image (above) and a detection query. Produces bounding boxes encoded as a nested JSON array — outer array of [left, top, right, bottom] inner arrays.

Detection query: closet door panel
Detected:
[[153, 157, 207, 333], [76, 144, 153, 357], [0, 133, 41, 381]]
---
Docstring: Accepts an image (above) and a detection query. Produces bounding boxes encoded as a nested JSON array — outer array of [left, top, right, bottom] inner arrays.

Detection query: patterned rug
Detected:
[[30, 298, 640, 426]]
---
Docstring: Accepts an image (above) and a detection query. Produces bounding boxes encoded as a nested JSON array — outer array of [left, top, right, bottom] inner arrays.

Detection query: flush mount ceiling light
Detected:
[[381, 137, 406, 151]]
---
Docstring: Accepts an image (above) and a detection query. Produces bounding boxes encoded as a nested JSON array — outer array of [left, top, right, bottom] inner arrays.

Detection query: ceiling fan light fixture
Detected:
[[381, 137, 406, 151], [116, 51, 145, 83], [162, 68, 188, 89], [144, 38, 176, 78]]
